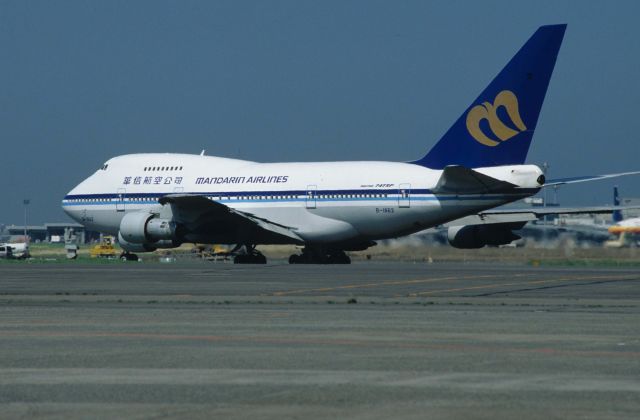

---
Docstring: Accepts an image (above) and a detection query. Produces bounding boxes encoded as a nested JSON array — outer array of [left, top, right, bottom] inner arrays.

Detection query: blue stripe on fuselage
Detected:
[[61, 188, 538, 206], [63, 188, 539, 201], [63, 188, 432, 201]]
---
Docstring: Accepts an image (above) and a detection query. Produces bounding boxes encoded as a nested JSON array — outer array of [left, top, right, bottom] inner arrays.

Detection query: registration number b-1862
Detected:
[[375, 207, 394, 214]]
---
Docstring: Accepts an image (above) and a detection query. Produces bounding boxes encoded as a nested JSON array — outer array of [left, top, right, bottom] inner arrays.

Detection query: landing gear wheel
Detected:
[[120, 252, 139, 262], [289, 249, 351, 264], [289, 254, 300, 264], [328, 251, 351, 264], [233, 248, 267, 264]]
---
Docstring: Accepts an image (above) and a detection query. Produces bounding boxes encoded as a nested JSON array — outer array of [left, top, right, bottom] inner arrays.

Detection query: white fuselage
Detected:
[[62, 153, 542, 245]]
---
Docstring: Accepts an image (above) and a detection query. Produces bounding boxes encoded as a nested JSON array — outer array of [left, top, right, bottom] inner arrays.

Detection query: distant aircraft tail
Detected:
[[414, 24, 566, 169], [613, 186, 623, 223]]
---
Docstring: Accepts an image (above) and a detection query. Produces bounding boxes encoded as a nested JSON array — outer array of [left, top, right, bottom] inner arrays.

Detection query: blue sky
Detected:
[[2, 0, 639, 224]]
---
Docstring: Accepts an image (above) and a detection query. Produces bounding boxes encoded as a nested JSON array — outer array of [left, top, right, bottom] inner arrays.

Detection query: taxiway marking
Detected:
[[408, 274, 640, 296], [271, 274, 506, 296]]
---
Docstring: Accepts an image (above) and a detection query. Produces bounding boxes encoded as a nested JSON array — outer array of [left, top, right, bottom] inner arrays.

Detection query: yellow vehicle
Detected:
[[90, 236, 118, 258], [193, 244, 231, 261]]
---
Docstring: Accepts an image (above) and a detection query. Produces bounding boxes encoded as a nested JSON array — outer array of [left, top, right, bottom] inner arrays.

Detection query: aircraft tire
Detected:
[[235, 253, 267, 264], [327, 251, 351, 264]]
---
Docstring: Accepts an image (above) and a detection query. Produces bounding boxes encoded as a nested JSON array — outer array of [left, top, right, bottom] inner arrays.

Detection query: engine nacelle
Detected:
[[146, 218, 176, 242], [154, 239, 181, 249], [118, 232, 157, 253], [117, 233, 180, 253], [119, 211, 177, 244], [447, 224, 523, 249]]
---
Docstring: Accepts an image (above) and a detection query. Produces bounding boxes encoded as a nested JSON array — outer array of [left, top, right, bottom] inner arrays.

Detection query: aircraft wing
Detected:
[[440, 168, 640, 226], [445, 205, 639, 227], [481, 205, 635, 217], [545, 171, 640, 187], [158, 194, 304, 243]]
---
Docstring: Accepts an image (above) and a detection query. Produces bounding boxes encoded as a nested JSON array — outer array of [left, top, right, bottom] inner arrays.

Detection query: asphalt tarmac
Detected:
[[1, 261, 639, 419]]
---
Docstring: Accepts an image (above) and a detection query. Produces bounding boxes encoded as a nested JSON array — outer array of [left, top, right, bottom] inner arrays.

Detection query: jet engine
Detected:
[[447, 223, 526, 249], [117, 233, 181, 252], [117, 211, 182, 252], [117, 232, 158, 253]]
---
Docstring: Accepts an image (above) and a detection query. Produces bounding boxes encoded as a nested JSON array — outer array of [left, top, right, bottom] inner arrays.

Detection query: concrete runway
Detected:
[[1, 261, 639, 419]]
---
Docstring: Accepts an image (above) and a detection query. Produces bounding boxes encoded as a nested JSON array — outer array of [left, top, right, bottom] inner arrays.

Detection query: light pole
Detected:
[[542, 162, 549, 208], [23, 199, 30, 243], [541, 163, 549, 226]]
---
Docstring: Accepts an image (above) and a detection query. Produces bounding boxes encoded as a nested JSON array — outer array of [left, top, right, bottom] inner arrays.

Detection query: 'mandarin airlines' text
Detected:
[[195, 175, 289, 185]]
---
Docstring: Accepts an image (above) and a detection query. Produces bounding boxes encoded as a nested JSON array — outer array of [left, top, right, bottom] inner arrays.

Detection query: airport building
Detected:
[[621, 198, 640, 218], [5, 223, 100, 244]]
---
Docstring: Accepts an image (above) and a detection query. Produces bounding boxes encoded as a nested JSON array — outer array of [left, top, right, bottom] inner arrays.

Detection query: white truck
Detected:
[[0, 243, 29, 259], [0, 244, 13, 259]]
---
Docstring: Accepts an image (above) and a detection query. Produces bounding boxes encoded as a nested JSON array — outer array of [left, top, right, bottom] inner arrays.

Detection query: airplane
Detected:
[[62, 24, 640, 264], [606, 187, 640, 246], [513, 186, 640, 247], [451, 185, 635, 248], [609, 219, 640, 235], [606, 218, 640, 248]]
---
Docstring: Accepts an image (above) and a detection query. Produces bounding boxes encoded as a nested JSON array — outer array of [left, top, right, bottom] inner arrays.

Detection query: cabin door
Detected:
[[398, 183, 411, 208], [306, 185, 317, 209], [116, 188, 126, 212]]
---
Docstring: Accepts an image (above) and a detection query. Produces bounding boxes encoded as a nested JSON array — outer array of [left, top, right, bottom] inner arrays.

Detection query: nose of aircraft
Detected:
[[61, 183, 83, 223]]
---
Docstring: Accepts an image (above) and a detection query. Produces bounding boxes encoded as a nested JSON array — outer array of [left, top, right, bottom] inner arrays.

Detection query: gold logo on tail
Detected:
[[466, 90, 527, 147]]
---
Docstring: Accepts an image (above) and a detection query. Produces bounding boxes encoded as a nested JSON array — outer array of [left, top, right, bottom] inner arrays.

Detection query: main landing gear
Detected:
[[288, 248, 351, 264], [120, 252, 139, 262], [233, 244, 267, 264]]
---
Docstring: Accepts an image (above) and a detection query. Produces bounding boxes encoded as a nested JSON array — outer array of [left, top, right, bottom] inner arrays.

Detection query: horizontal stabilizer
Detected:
[[545, 171, 640, 187], [434, 165, 517, 194], [482, 205, 640, 217], [444, 205, 640, 228]]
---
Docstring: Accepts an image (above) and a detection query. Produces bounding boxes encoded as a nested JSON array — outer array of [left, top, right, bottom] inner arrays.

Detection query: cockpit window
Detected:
[[100, 164, 109, 170]]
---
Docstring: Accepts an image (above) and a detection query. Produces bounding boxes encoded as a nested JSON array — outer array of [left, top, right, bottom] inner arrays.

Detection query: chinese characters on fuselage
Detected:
[[122, 175, 289, 186], [123, 176, 183, 185]]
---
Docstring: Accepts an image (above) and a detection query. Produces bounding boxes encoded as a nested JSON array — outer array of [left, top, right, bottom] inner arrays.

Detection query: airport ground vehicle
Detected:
[[0, 244, 13, 259], [0, 243, 29, 259], [90, 236, 118, 259]]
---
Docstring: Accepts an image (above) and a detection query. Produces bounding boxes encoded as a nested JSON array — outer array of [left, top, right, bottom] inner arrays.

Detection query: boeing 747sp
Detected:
[[62, 25, 639, 263]]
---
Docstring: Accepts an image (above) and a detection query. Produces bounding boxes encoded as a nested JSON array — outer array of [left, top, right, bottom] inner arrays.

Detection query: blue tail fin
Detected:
[[613, 186, 623, 223], [414, 24, 566, 169]]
